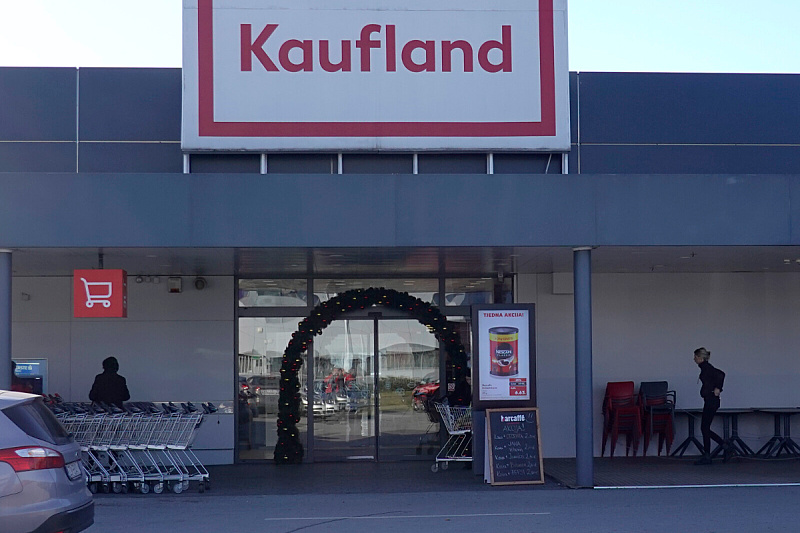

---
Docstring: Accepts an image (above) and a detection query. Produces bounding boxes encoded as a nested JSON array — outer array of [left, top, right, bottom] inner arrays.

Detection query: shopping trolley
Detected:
[[431, 402, 472, 472], [53, 401, 210, 494]]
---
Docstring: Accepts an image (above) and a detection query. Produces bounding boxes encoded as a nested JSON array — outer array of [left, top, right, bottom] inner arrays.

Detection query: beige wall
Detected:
[[521, 272, 800, 458]]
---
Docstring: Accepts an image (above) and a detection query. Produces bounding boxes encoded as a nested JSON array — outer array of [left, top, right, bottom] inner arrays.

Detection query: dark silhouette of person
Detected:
[[89, 356, 130, 408], [693, 347, 729, 465], [447, 369, 472, 406]]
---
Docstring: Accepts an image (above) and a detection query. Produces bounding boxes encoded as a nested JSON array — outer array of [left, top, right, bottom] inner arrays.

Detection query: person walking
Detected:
[[89, 356, 131, 409], [693, 347, 730, 465]]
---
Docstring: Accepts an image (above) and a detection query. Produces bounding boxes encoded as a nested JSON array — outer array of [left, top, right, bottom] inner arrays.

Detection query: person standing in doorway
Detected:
[[89, 356, 130, 409], [693, 347, 729, 465]]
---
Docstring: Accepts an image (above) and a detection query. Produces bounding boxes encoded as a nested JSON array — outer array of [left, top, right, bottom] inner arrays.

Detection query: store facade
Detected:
[[2, 0, 800, 480]]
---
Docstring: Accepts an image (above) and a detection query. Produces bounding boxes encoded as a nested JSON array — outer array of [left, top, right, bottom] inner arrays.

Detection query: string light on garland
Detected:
[[273, 287, 467, 465]]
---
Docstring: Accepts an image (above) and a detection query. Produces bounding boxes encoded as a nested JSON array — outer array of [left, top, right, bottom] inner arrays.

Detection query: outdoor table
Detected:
[[670, 408, 704, 457], [754, 408, 800, 458], [710, 408, 755, 459]]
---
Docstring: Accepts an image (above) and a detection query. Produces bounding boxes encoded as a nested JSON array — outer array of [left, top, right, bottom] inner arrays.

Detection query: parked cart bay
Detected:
[[49, 397, 213, 494]]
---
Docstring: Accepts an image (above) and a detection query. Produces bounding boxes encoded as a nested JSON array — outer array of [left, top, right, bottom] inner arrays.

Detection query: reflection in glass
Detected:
[[378, 319, 441, 459], [238, 317, 306, 460], [238, 279, 314, 307], [443, 277, 513, 306], [313, 279, 437, 305], [313, 320, 376, 460]]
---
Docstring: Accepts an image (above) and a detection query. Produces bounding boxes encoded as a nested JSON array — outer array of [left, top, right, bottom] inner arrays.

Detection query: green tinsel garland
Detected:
[[274, 287, 468, 464]]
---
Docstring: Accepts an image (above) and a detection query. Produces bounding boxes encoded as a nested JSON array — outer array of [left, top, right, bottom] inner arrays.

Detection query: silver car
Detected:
[[0, 390, 94, 533]]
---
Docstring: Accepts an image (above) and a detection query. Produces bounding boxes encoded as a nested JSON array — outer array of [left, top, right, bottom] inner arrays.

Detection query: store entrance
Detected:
[[311, 313, 440, 461]]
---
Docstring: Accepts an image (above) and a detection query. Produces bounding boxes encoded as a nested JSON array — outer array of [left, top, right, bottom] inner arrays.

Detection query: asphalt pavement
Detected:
[[86, 461, 800, 532]]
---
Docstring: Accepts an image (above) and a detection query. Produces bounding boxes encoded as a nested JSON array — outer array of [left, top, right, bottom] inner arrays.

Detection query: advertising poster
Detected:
[[472, 304, 535, 409]]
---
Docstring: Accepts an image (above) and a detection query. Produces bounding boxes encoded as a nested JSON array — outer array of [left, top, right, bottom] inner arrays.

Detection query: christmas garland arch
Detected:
[[274, 287, 468, 464]]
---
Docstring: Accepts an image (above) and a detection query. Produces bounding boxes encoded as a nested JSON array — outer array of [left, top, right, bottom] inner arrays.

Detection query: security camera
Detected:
[[194, 277, 207, 290]]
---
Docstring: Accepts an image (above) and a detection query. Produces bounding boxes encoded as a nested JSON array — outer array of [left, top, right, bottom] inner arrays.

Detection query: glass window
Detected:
[[5, 399, 71, 446], [443, 277, 513, 306], [313, 279, 438, 305], [238, 317, 307, 461], [238, 279, 313, 307]]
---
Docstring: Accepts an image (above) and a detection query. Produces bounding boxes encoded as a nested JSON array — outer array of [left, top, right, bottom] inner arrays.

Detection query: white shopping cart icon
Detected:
[[81, 278, 113, 308]]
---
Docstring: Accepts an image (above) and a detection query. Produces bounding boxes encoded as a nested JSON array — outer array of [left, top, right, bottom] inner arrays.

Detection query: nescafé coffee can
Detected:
[[489, 326, 519, 376]]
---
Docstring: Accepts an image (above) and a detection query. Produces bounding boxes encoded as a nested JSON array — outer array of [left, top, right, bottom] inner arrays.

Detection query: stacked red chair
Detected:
[[601, 381, 642, 457]]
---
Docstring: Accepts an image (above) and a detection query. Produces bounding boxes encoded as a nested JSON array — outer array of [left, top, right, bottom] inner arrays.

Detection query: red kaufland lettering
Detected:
[[241, 23, 512, 73]]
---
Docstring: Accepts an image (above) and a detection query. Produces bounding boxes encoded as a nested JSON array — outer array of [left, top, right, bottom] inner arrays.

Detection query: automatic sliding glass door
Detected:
[[311, 316, 441, 461]]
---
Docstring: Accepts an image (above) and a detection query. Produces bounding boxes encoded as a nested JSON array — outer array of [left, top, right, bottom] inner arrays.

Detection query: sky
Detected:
[[0, 0, 798, 73]]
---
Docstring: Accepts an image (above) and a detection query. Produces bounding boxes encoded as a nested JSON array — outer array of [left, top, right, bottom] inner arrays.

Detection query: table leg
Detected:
[[671, 412, 704, 457]]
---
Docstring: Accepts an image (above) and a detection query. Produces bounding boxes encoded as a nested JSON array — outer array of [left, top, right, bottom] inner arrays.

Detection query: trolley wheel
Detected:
[[101, 483, 110, 494], [431, 463, 439, 473], [441, 462, 449, 471], [171, 482, 184, 494], [139, 483, 150, 495], [152, 482, 164, 495], [182, 480, 190, 490], [111, 482, 123, 494], [198, 483, 205, 494], [204, 481, 211, 492], [121, 483, 130, 494], [89, 483, 98, 494]]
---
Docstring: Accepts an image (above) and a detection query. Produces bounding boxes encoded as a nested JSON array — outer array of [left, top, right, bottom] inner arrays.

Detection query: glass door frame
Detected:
[[235, 273, 499, 462], [306, 308, 444, 462]]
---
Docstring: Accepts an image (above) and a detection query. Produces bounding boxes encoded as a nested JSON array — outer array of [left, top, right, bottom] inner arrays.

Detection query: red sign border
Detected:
[[197, 0, 557, 138]]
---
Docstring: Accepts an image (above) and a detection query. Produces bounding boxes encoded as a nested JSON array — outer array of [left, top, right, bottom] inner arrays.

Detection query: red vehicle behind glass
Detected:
[[412, 372, 440, 412]]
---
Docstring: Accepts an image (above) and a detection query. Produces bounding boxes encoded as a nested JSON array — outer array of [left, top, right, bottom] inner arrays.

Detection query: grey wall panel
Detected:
[[342, 154, 413, 174], [580, 145, 800, 174], [594, 175, 790, 245], [568, 145, 579, 174], [189, 153, 260, 174], [579, 72, 800, 144], [78, 68, 181, 141], [266, 154, 335, 174], [394, 174, 597, 246], [78, 142, 183, 173], [2, 173, 800, 247], [0, 143, 76, 172], [70, 320, 233, 403], [418, 154, 487, 174], [0, 174, 192, 246], [0, 68, 76, 141], [569, 71, 578, 144], [493, 153, 562, 174], [190, 174, 399, 247]]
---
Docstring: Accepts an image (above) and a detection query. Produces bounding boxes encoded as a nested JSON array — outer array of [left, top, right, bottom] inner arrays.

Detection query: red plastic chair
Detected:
[[601, 381, 642, 457], [638, 381, 676, 456]]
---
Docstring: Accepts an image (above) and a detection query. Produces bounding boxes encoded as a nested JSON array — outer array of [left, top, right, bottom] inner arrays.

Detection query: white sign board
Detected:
[[182, 0, 570, 151]]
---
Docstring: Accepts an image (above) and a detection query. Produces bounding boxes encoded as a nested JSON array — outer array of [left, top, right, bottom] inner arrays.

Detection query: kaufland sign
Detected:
[[182, 0, 569, 151]]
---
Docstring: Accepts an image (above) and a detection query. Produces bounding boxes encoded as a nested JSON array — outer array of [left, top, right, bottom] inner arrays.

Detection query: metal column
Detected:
[[0, 250, 11, 390], [573, 247, 594, 487]]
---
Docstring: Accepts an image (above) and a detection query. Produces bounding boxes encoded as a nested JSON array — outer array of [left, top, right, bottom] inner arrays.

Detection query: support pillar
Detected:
[[0, 250, 11, 390], [573, 247, 594, 487]]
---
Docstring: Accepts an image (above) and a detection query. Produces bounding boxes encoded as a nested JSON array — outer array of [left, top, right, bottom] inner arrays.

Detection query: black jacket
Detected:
[[89, 371, 131, 408], [698, 361, 725, 400]]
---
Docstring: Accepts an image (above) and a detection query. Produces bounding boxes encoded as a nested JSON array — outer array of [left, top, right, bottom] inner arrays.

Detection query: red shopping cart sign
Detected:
[[73, 269, 127, 318]]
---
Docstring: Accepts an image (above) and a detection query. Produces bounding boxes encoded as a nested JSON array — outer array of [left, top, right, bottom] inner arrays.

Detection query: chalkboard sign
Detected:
[[486, 408, 544, 485]]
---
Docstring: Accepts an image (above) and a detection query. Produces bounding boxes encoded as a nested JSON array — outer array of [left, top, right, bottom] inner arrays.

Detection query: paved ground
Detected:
[[86, 459, 800, 532]]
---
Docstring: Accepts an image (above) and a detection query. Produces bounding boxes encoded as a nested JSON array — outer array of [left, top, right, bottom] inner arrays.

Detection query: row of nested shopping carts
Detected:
[[47, 397, 213, 494]]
